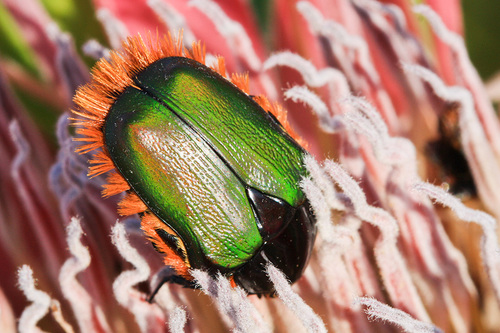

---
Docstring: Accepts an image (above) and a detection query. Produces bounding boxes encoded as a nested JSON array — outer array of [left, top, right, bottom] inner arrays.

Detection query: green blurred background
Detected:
[[462, 0, 500, 80]]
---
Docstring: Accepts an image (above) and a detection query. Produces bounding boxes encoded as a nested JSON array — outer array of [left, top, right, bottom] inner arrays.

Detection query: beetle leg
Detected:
[[147, 267, 198, 303], [141, 212, 191, 277]]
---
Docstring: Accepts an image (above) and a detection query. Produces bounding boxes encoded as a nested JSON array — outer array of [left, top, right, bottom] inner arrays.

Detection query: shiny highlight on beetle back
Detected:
[[104, 84, 263, 269]]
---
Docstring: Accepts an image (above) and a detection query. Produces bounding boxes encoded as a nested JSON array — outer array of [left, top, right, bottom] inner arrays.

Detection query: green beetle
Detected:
[[74, 34, 316, 295]]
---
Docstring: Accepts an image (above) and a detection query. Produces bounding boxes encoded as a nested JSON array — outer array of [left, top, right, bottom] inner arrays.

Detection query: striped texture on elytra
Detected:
[[72, 33, 315, 294]]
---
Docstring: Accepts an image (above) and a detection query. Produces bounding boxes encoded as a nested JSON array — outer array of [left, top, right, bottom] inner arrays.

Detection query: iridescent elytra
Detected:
[[73, 33, 317, 295]]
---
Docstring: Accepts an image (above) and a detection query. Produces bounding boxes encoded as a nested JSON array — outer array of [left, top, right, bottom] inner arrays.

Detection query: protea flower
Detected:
[[1, 0, 499, 332]]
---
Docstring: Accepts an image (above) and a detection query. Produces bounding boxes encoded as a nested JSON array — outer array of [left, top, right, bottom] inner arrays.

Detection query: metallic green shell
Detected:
[[104, 57, 307, 271]]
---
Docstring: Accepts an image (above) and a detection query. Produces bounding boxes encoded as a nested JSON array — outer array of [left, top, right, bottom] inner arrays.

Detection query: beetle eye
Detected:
[[246, 187, 296, 242]]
